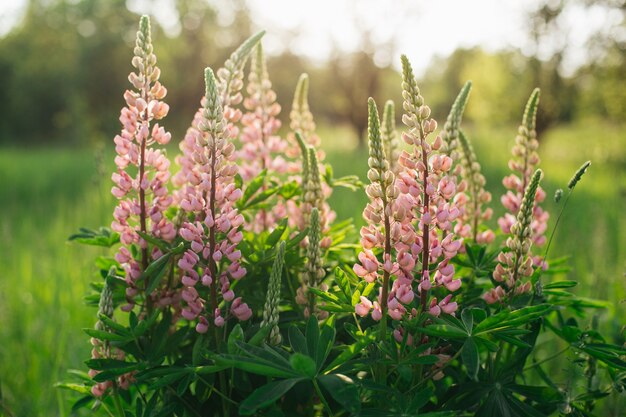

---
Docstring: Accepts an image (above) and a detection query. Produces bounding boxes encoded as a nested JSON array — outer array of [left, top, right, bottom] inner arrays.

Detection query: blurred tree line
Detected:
[[0, 0, 624, 147]]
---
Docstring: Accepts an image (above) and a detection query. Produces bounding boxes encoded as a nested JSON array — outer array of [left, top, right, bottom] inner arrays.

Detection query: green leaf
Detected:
[[215, 355, 299, 378], [316, 317, 336, 370], [83, 328, 130, 342], [228, 324, 245, 354], [334, 267, 352, 301], [54, 382, 91, 395], [97, 315, 131, 335], [141, 253, 172, 295], [85, 359, 140, 380], [290, 353, 317, 378], [543, 280, 577, 289], [266, 218, 288, 248], [68, 227, 120, 247], [136, 230, 169, 252], [239, 378, 304, 415], [306, 316, 320, 361], [462, 337, 480, 380], [461, 309, 474, 335], [407, 387, 433, 412], [324, 332, 376, 373], [416, 324, 468, 339], [318, 374, 361, 413], [288, 326, 308, 355], [249, 325, 273, 346], [242, 169, 267, 204], [244, 188, 278, 209], [474, 304, 552, 334]]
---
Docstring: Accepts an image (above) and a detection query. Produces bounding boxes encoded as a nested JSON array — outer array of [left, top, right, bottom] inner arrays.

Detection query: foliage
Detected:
[[55, 15, 626, 417]]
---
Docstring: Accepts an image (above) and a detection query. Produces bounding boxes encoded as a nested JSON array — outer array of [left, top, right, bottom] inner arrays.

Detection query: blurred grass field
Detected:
[[0, 120, 625, 416]]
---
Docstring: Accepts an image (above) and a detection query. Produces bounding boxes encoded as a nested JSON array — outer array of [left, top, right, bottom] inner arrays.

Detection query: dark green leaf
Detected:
[[228, 324, 245, 354], [266, 219, 288, 248], [318, 374, 361, 413], [416, 324, 468, 339], [239, 378, 304, 415], [289, 326, 308, 355], [462, 337, 480, 380]]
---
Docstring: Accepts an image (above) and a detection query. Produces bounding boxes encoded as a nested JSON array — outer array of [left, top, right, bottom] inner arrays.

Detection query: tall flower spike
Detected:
[[355, 97, 418, 325], [297, 208, 327, 318], [455, 131, 494, 243], [382, 100, 400, 174], [89, 277, 134, 396], [112, 15, 175, 312], [486, 169, 543, 303], [285, 74, 335, 238], [238, 43, 290, 231], [177, 68, 250, 333], [261, 241, 286, 345], [289, 74, 319, 147], [498, 89, 549, 265], [440, 81, 472, 161], [173, 32, 264, 198], [396, 55, 463, 316]]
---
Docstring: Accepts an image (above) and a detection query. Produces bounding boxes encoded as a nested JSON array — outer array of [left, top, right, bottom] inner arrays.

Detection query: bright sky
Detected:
[[0, 0, 619, 75]]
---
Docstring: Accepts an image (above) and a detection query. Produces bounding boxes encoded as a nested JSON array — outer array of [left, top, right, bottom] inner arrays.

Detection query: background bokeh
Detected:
[[0, 0, 624, 415]]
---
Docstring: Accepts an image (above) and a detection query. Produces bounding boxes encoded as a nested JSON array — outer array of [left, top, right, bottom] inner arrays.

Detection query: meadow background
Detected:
[[0, 0, 625, 415]]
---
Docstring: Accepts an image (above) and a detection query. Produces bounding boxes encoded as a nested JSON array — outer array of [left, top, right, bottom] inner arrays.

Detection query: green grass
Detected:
[[0, 119, 624, 415]]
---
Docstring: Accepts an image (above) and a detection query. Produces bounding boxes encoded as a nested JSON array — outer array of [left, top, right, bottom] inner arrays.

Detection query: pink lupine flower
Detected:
[[497, 89, 549, 261], [285, 74, 335, 239], [238, 45, 290, 232], [176, 67, 251, 332], [111, 16, 174, 311], [487, 169, 544, 301], [394, 55, 463, 314]]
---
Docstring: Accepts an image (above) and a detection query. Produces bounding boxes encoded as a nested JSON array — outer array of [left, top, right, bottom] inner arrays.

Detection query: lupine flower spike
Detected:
[[296, 208, 328, 318], [438, 82, 491, 243], [286, 75, 336, 238], [382, 100, 400, 174], [111, 15, 175, 312], [440, 81, 472, 162], [238, 44, 292, 232], [177, 68, 250, 333], [261, 241, 286, 345], [486, 169, 543, 303], [89, 277, 135, 396], [174, 32, 264, 201], [498, 89, 549, 267], [397, 55, 463, 316], [456, 131, 494, 243], [354, 97, 394, 327]]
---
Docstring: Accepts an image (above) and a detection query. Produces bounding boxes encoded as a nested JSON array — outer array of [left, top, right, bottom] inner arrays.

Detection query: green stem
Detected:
[[523, 345, 570, 372], [112, 388, 125, 417], [541, 190, 573, 266], [313, 379, 334, 417]]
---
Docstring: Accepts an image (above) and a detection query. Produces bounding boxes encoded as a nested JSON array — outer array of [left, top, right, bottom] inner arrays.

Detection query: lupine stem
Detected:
[[418, 123, 430, 312]]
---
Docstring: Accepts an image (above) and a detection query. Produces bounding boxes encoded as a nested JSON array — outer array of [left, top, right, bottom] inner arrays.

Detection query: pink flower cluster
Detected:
[[285, 74, 335, 239], [497, 89, 548, 264], [354, 57, 464, 324], [111, 16, 175, 311], [353, 58, 465, 326], [238, 45, 291, 231], [176, 68, 251, 333], [453, 132, 495, 244]]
